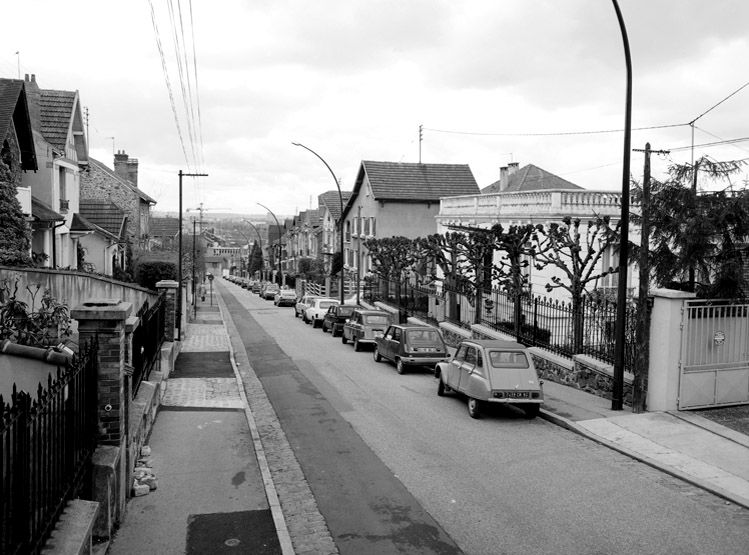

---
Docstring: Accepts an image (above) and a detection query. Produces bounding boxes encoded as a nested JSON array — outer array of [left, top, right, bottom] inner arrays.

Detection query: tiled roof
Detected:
[[79, 199, 126, 238], [38, 89, 76, 151], [150, 217, 180, 237], [70, 213, 93, 232], [360, 161, 479, 202], [0, 79, 36, 171], [481, 164, 583, 194], [318, 190, 352, 222], [88, 157, 157, 204], [31, 196, 64, 222]]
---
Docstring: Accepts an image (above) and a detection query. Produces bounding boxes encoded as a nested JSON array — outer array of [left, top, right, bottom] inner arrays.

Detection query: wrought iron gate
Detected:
[[679, 299, 749, 409]]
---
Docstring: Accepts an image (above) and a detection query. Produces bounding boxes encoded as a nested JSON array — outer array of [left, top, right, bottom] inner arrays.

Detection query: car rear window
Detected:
[[338, 307, 355, 316], [488, 351, 529, 369], [406, 329, 441, 343], [364, 314, 390, 325], [319, 301, 337, 309]]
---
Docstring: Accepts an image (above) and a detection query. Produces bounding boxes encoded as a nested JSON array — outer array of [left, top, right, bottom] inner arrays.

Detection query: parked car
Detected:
[[262, 283, 280, 300], [304, 298, 340, 327], [342, 309, 393, 351], [373, 324, 449, 374], [322, 304, 361, 336], [295, 295, 319, 318], [435, 339, 543, 419], [251, 281, 262, 293], [274, 289, 298, 307]]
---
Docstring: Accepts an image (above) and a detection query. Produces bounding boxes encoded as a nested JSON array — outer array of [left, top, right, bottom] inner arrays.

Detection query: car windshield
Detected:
[[406, 329, 441, 343], [364, 314, 390, 325], [488, 350, 529, 369], [319, 301, 337, 309]]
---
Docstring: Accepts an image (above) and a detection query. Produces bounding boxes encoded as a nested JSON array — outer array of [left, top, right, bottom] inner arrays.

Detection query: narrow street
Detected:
[[219, 280, 749, 555]]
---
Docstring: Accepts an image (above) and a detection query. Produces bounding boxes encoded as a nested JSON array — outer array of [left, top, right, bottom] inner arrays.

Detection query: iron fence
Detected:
[[0, 339, 98, 555], [366, 274, 638, 373], [132, 292, 166, 398]]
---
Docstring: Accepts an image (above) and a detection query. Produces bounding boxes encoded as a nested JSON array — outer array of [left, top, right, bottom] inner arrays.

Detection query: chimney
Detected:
[[499, 166, 509, 191], [24, 74, 42, 130], [507, 162, 519, 176], [113, 150, 138, 187]]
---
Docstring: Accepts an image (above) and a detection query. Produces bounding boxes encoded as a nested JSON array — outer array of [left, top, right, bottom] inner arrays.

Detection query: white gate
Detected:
[[679, 299, 749, 409]]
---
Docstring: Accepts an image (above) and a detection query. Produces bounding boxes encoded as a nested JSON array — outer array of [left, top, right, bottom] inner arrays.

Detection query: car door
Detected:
[[380, 326, 398, 360], [457, 346, 477, 393], [445, 345, 467, 389]]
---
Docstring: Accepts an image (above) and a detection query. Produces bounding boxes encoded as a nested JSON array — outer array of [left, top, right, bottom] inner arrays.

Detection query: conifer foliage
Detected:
[[0, 146, 32, 266]]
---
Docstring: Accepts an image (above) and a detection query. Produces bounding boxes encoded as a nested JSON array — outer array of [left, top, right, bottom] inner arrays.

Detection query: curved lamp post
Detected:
[[257, 203, 283, 285], [610, 0, 632, 411], [243, 219, 264, 279], [292, 142, 345, 304]]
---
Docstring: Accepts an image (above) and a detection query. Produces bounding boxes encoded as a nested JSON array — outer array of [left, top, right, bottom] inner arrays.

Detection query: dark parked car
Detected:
[[342, 309, 393, 351], [322, 304, 361, 336], [373, 324, 449, 374]]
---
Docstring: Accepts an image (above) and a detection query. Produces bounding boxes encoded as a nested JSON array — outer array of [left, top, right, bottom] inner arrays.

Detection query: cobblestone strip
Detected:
[[180, 323, 230, 352], [218, 287, 339, 555], [161, 377, 244, 409]]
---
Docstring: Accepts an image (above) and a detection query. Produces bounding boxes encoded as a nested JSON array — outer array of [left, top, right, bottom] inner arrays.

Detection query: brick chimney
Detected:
[[499, 166, 509, 191], [24, 74, 42, 130], [113, 150, 139, 187]]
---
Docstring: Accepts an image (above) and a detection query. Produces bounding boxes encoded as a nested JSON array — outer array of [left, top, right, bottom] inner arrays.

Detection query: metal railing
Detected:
[[364, 274, 638, 373], [0, 339, 98, 555], [131, 292, 166, 398]]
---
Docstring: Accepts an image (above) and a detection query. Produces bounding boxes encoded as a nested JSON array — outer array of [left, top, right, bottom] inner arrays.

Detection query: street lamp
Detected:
[[257, 203, 284, 285], [610, 0, 632, 411], [292, 142, 345, 305]]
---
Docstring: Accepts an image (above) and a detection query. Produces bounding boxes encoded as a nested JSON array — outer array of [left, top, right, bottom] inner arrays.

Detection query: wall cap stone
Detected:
[[527, 346, 575, 371], [573, 353, 634, 384], [156, 280, 178, 289], [471, 323, 515, 341], [439, 321, 471, 338], [374, 301, 399, 314], [650, 288, 697, 299], [72, 301, 133, 321], [125, 316, 140, 333]]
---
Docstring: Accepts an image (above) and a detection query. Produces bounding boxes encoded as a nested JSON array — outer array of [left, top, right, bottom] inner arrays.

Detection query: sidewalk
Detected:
[[539, 380, 749, 510]]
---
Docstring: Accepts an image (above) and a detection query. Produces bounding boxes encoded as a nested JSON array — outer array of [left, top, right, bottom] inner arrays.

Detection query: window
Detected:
[[464, 347, 477, 366], [363, 217, 370, 236], [59, 167, 68, 212], [392, 327, 402, 341], [489, 351, 529, 369], [345, 221, 351, 242], [371, 217, 376, 236], [454, 345, 467, 362]]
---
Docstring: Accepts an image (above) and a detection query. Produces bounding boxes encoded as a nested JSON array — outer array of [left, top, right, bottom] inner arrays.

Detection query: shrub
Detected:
[[135, 261, 177, 290]]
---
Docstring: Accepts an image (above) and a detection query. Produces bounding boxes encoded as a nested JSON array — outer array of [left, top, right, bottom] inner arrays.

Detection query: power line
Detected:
[[689, 79, 749, 125], [668, 136, 749, 152], [423, 122, 687, 138]]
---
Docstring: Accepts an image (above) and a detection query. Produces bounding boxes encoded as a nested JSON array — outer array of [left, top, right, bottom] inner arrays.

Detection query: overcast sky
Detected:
[[4, 1, 748, 217]]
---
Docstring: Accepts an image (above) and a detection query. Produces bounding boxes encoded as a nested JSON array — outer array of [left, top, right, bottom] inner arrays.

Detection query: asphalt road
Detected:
[[221, 281, 749, 555]]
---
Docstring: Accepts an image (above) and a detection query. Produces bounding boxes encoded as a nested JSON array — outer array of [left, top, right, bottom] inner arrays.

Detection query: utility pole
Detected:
[[192, 218, 197, 320], [418, 124, 423, 164], [177, 170, 208, 341], [632, 143, 669, 412]]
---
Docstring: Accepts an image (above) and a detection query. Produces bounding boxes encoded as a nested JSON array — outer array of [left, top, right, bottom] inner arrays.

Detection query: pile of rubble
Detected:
[[132, 445, 158, 497]]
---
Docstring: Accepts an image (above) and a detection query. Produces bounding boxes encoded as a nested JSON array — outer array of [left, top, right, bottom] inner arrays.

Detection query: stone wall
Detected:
[[80, 162, 143, 243]]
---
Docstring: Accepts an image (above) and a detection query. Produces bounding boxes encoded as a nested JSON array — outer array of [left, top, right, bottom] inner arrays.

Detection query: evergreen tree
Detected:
[[0, 147, 32, 266]]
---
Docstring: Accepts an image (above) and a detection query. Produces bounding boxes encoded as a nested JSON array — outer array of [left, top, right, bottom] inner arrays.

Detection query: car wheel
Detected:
[[523, 404, 540, 419], [332, 326, 339, 337], [396, 359, 406, 374], [373, 347, 382, 362], [468, 398, 482, 419], [312, 319, 320, 328], [294, 309, 299, 318], [353, 337, 361, 352], [341, 334, 348, 344], [437, 378, 446, 397], [322, 322, 328, 333]]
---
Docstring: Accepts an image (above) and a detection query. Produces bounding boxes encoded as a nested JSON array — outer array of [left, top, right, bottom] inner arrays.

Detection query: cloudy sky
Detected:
[[3, 1, 748, 218]]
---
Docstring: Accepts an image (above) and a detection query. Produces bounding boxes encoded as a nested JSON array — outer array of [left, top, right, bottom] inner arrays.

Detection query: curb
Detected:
[[539, 408, 749, 510], [216, 297, 295, 555]]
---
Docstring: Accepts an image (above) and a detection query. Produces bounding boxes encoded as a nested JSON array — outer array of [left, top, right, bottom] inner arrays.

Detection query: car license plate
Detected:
[[494, 391, 530, 399]]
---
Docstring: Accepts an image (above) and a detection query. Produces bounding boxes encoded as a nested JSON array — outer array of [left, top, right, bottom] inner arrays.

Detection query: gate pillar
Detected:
[[647, 288, 696, 411]]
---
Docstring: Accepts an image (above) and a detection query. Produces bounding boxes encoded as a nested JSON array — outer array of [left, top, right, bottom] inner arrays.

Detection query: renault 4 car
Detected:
[[373, 324, 449, 374], [341, 309, 393, 351], [262, 283, 280, 300], [322, 304, 361, 336], [435, 339, 543, 419], [304, 298, 340, 327]]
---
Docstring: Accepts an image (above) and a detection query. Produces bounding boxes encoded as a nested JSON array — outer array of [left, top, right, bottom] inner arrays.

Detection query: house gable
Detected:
[[0, 78, 37, 171], [481, 164, 583, 194]]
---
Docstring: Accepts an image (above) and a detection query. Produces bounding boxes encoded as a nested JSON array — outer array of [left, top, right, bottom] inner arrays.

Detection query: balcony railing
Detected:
[[59, 199, 70, 213], [439, 189, 626, 220]]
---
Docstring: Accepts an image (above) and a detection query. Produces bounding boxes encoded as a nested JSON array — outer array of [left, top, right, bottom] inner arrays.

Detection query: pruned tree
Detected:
[[532, 216, 620, 352], [415, 232, 467, 321], [455, 229, 495, 324], [489, 223, 542, 338], [364, 236, 419, 308]]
